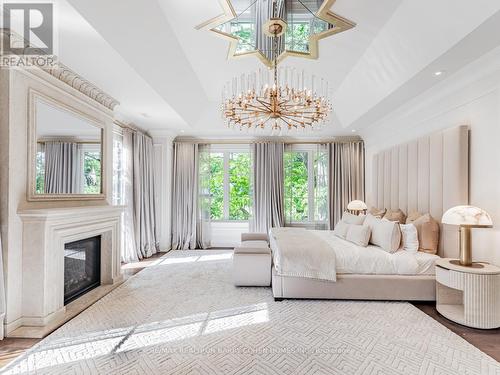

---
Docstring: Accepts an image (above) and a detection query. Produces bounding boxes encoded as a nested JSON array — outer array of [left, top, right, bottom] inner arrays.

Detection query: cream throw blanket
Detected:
[[270, 228, 337, 282]]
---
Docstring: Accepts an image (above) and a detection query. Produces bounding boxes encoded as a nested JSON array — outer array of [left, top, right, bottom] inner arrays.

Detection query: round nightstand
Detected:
[[435, 258, 500, 329]]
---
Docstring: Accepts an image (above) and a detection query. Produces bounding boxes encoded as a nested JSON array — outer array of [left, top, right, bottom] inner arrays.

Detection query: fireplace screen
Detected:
[[64, 235, 101, 305]]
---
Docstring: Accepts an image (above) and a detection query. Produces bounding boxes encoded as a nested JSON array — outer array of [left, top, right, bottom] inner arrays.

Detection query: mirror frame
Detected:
[[27, 90, 106, 201]]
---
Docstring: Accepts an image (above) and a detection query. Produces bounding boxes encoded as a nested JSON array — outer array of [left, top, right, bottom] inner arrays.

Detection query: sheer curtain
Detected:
[[44, 141, 82, 193], [328, 141, 365, 229], [121, 128, 137, 263], [251, 142, 285, 233]]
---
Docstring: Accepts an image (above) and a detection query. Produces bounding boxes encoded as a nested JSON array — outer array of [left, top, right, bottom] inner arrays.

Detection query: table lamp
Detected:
[[347, 200, 367, 215], [441, 205, 493, 267]]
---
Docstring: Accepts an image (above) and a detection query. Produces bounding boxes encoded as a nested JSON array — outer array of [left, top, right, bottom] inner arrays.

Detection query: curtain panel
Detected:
[[44, 141, 82, 194], [328, 141, 365, 229], [121, 129, 138, 263], [171, 142, 212, 250], [251, 142, 285, 233], [132, 132, 159, 259]]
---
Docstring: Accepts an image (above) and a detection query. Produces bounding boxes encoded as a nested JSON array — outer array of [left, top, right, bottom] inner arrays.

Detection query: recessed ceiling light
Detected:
[[180, 130, 185, 133], [140, 112, 150, 118], [434, 71, 444, 76], [351, 129, 356, 133]]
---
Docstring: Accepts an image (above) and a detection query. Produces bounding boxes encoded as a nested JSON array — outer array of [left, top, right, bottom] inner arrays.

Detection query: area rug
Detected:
[[2, 250, 499, 374]]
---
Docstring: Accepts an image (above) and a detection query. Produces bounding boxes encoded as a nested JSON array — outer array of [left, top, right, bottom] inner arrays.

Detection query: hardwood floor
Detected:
[[1, 255, 498, 368]]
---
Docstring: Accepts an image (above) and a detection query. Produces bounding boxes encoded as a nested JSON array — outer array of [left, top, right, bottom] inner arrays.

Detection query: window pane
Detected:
[[284, 151, 309, 222], [229, 152, 251, 220], [209, 153, 224, 220], [83, 151, 101, 194]]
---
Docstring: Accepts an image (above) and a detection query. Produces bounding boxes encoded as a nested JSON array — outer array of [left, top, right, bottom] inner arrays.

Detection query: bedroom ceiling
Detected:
[[61, 0, 500, 137]]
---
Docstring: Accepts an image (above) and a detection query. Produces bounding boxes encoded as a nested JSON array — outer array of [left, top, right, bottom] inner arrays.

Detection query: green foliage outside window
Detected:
[[83, 151, 101, 194], [284, 151, 309, 222], [209, 153, 224, 220], [229, 153, 251, 220], [35, 151, 45, 194]]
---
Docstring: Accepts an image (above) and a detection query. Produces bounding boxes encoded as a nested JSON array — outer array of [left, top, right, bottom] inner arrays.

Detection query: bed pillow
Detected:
[[369, 207, 386, 218], [346, 225, 371, 247], [383, 209, 407, 224], [342, 211, 365, 225], [406, 211, 422, 224], [370, 219, 401, 253], [399, 224, 419, 253], [411, 214, 440, 254], [333, 221, 349, 239], [362, 213, 378, 229]]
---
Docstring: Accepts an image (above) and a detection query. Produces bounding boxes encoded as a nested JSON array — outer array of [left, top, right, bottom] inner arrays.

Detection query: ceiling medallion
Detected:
[[197, 0, 355, 67]]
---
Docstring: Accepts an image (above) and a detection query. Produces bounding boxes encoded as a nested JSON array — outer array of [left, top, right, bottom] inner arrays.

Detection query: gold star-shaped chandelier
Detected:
[[197, 0, 355, 67]]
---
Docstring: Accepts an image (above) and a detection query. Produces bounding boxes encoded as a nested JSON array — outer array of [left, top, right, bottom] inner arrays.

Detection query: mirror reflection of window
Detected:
[[34, 98, 103, 195]]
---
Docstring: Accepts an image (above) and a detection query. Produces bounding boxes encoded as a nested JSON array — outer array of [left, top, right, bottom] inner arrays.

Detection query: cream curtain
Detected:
[[133, 132, 159, 259], [328, 141, 365, 229], [121, 129, 137, 263], [251, 142, 285, 232], [44, 141, 82, 194], [171, 142, 212, 250]]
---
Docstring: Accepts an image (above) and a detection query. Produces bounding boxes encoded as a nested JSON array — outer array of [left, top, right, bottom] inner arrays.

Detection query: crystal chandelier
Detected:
[[221, 1, 333, 134], [222, 64, 332, 134]]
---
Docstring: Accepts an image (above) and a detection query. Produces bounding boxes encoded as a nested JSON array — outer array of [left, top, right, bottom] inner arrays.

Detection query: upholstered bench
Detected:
[[233, 233, 271, 286]]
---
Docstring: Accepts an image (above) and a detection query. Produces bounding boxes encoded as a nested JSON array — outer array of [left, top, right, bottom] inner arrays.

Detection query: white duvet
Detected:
[[270, 229, 439, 277]]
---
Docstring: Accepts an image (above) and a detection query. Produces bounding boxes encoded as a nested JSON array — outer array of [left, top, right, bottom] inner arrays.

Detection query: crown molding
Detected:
[[1, 28, 119, 111]]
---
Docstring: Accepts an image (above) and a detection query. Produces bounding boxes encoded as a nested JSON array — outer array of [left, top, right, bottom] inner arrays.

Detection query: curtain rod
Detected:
[[174, 136, 363, 145]]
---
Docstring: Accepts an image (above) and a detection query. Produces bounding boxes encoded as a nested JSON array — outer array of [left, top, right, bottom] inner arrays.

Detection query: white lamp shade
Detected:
[[441, 205, 493, 227], [347, 200, 367, 211]]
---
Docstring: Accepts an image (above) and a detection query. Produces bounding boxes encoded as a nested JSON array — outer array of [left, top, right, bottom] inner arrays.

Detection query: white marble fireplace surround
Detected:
[[9, 206, 123, 338]]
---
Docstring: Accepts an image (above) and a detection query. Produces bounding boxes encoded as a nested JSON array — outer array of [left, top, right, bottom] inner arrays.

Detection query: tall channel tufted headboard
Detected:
[[370, 125, 469, 257]]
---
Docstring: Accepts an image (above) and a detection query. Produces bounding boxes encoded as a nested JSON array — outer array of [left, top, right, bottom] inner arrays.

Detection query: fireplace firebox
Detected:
[[64, 236, 101, 305]]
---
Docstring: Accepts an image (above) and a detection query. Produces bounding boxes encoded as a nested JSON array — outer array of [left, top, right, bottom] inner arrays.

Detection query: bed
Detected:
[[271, 125, 470, 301], [270, 229, 439, 301]]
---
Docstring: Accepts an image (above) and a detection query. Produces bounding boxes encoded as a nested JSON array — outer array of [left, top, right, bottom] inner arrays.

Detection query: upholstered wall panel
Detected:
[[370, 125, 469, 255], [398, 144, 408, 213]]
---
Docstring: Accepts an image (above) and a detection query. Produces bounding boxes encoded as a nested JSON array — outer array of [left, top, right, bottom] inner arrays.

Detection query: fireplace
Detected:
[[64, 236, 101, 305]]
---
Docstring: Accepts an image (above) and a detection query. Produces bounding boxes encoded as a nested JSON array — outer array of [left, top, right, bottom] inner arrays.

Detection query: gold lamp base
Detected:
[[454, 226, 484, 268]]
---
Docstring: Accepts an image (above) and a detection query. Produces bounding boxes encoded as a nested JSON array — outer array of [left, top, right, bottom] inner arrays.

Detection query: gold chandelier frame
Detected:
[[196, 0, 356, 67]]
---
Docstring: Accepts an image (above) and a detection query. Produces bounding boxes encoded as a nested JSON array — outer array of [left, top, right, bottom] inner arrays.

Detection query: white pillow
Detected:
[[370, 218, 401, 253], [362, 213, 378, 230], [346, 225, 371, 247], [333, 221, 349, 239], [399, 224, 419, 253], [342, 212, 365, 225]]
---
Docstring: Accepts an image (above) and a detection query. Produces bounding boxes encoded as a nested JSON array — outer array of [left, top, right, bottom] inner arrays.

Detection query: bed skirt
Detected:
[[272, 268, 436, 301]]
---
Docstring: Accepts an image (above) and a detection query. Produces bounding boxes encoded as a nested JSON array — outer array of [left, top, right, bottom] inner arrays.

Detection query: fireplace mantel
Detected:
[[10, 205, 124, 337]]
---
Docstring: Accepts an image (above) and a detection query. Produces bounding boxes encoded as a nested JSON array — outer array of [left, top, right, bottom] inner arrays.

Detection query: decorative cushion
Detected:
[[370, 218, 402, 253], [406, 211, 422, 224], [411, 214, 440, 254], [342, 211, 365, 225], [369, 207, 386, 218], [383, 209, 407, 224], [399, 224, 419, 253], [362, 213, 378, 229], [346, 225, 371, 247], [333, 221, 350, 239]]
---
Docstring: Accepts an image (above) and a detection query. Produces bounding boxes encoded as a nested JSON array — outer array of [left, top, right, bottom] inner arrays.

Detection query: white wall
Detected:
[[151, 131, 176, 251], [362, 47, 500, 266]]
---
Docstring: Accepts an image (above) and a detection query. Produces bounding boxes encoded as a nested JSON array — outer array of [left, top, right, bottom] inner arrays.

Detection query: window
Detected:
[[207, 146, 252, 222], [284, 145, 328, 226]]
